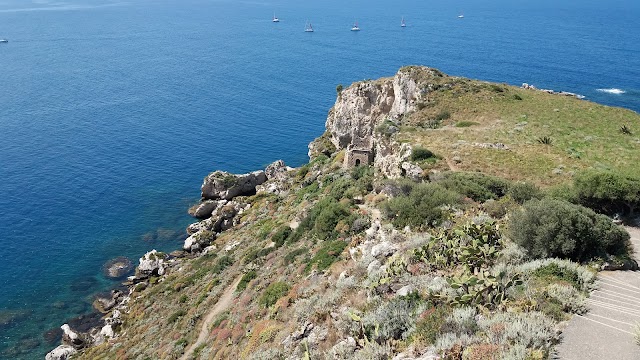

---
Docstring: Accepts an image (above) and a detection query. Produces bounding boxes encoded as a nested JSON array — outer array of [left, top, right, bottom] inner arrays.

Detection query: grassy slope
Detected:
[[398, 77, 640, 186]]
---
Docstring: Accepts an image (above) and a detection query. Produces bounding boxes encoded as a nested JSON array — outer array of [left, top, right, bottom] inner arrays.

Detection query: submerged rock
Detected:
[[102, 257, 134, 279], [201, 170, 267, 200]]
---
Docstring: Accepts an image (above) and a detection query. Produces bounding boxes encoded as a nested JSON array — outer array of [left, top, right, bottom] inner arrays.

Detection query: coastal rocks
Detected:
[[188, 200, 219, 219], [45, 345, 77, 360], [61, 324, 89, 349], [186, 200, 249, 238], [521, 83, 585, 99], [92, 290, 124, 314], [201, 170, 267, 200], [257, 160, 294, 195], [102, 257, 134, 279], [183, 229, 216, 252], [136, 250, 167, 277], [371, 241, 398, 258]]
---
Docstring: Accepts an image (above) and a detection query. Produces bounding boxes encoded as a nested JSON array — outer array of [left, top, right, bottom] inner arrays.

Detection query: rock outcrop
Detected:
[[188, 200, 219, 219], [45, 345, 77, 360], [257, 160, 294, 195], [201, 171, 267, 200], [313, 66, 443, 178], [136, 250, 167, 277]]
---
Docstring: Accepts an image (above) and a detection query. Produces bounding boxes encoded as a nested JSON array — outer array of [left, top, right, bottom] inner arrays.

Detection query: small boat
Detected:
[[401, 17, 406, 27], [272, 13, 280, 22], [351, 21, 360, 31], [0, 39, 8, 43], [458, 13, 464, 19], [305, 21, 314, 32]]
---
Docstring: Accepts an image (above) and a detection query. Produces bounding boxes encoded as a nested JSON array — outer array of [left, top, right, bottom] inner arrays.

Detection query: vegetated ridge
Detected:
[[48, 66, 640, 360]]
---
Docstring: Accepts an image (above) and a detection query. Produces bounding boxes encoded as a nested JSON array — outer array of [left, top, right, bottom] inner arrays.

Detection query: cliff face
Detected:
[[316, 66, 444, 178]]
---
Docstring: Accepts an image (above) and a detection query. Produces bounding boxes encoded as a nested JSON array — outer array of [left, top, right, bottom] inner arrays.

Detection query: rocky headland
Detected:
[[46, 66, 640, 360]]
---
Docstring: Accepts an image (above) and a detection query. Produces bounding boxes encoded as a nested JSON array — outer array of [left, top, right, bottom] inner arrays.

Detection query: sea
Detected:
[[0, 0, 639, 358]]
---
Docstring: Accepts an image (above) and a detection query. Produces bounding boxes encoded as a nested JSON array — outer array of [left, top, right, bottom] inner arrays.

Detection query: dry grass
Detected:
[[399, 79, 640, 186]]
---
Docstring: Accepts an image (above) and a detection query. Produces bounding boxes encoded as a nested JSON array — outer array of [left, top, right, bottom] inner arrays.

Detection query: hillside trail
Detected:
[[445, 157, 459, 171], [180, 276, 242, 360], [555, 226, 640, 360]]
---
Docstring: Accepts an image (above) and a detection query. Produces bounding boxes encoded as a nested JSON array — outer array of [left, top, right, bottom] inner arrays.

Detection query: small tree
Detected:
[[336, 84, 344, 95], [574, 171, 640, 216]]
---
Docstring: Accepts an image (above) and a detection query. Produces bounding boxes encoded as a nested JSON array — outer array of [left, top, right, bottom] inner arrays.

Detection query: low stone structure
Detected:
[[344, 139, 374, 168]]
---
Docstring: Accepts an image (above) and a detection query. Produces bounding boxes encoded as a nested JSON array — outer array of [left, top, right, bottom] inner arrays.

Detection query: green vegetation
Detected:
[[271, 226, 292, 247], [167, 309, 186, 324], [237, 270, 257, 292], [435, 172, 511, 203], [574, 170, 640, 215], [307, 240, 348, 271], [259, 282, 290, 308], [509, 198, 631, 262], [411, 147, 437, 161], [455, 121, 479, 128], [381, 182, 462, 230]]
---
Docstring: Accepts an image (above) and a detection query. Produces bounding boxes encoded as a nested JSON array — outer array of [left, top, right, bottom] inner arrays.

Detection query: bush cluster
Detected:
[[259, 282, 290, 308], [434, 172, 511, 203], [574, 171, 640, 216], [381, 182, 462, 230], [293, 198, 356, 241], [509, 198, 631, 262]]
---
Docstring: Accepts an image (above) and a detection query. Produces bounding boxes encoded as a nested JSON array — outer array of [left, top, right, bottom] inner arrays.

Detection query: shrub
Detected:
[[336, 84, 343, 94], [435, 110, 451, 121], [531, 262, 581, 289], [292, 198, 355, 241], [381, 182, 462, 230], [483, 197, 519, 219], [411, 147, 437, 161], [456, 121, 479, 128], [512, 93, 523, 101], [259, 282, 290, 308], [168, 309, 187, 324], [212, 255, 233, 274], [307, 240, 348, 271], [271, 226, 292, 247], [363, 298, 425, 342], [507, 182, 542, 204], [237, 270, 257, 292], [414, 306, 450, 346], [574, 171, 640, 216], [284, 248, 307, 265], [620, 124, 633, 135], [479, 312, 557, 350], [435, 172, 511, 202], [518, 258, 597, 292], [509, 198, 631, 262]]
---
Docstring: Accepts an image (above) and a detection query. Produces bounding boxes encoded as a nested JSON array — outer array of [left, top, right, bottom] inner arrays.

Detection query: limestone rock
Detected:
[[45, 345, 77, 360], [99, 324, 114, 338], [183, 229, 216, 252], [371, 241, 398, 258], [201, 171, 267, 200], [396, 285, 415, 297], [136, 250, 167, 277], [188, 200, 219, 219], [61, 324, 87, 349], [401, 162, 424, 181]]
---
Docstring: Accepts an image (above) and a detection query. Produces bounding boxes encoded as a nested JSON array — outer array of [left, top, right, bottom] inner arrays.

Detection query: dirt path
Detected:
[[555, 227, 640, 360], [445, 157, 459, 171], [180, 276, 242, 360]]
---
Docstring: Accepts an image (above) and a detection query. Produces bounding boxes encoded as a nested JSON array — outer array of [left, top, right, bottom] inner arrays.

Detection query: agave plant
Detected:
[[537, 136, 553, 145], [620, 124, 633, 135]]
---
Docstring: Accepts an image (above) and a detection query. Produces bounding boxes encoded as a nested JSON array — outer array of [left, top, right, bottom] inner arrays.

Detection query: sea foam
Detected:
[[597, 88, 626, 95]]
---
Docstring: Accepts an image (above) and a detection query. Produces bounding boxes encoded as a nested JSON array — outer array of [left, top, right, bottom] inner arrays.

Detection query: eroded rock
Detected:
[[45, 345, 77, 360], [188, 200, 219, 219], [201, 171, 267, 200]]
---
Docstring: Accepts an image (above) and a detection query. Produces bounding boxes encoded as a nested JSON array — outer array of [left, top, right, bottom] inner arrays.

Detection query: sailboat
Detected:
[[351, 21, 360, 31], [0, 39, 8, 43], [305, 21, 314, 32], [401, 17, 406, 27], [272, 13, 280, 22]]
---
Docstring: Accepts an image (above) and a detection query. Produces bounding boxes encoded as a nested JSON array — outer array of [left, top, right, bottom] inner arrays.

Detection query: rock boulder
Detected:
[[188, 200, 219, 219], [45, 345, 77, 360], [201, 171, 267, 200]]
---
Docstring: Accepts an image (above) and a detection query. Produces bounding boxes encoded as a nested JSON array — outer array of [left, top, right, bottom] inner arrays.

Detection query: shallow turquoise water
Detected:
[[0, 0, 639, 358]]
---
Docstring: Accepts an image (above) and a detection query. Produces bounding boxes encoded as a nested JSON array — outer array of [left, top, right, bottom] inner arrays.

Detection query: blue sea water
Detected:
[[0, 0, 639, 358]]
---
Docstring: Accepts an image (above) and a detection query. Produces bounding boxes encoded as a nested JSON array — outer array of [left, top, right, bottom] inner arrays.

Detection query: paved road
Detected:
[[555, 227, 640, 360]]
